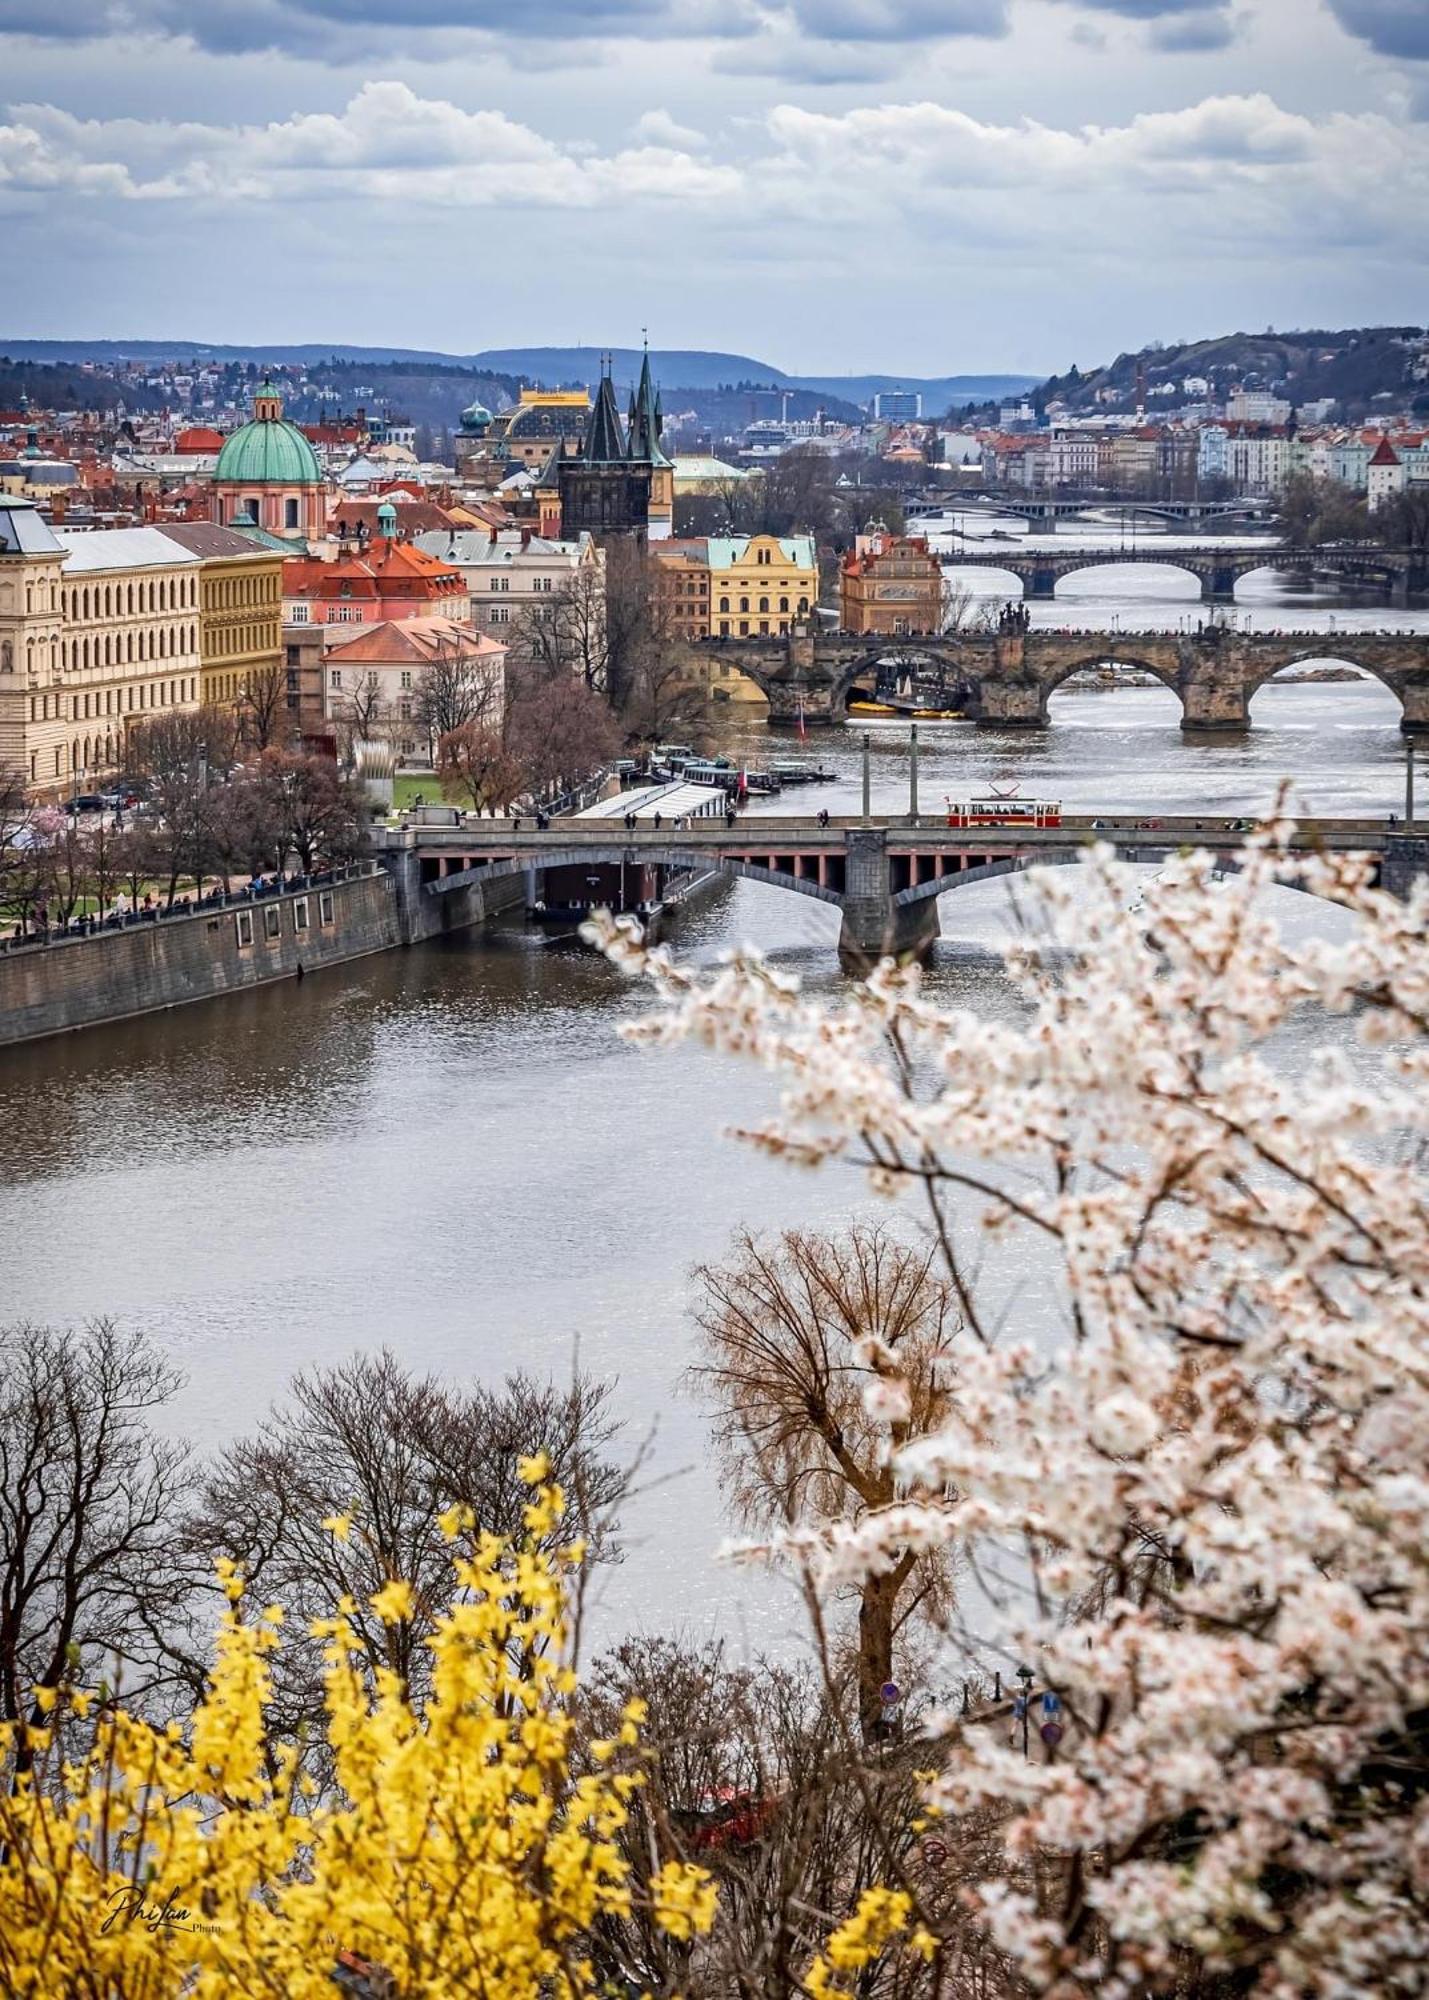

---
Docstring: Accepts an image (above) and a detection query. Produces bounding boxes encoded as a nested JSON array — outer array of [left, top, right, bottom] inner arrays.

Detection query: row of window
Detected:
[[30, 676, 197, 724], [717, 595, 807, 615], [213, 573, 277, 610], [61, 624, 197, 672], [62, 575, 197, 623], [214, 620, 280, 657], [234, 891, 337, 949]]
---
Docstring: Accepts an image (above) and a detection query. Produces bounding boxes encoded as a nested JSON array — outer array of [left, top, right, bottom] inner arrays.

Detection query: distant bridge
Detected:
[[936, 542, 1425, 604], [376, 815, 1421, 967], [906, 492, 1278, 532], [697, 622, 1429, 732]]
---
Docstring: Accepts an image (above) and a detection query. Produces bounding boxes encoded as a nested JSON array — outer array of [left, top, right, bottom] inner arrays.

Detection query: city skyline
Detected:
[[2, 0, 1426, 375]]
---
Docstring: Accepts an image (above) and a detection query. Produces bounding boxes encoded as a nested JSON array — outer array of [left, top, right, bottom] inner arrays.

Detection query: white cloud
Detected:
[[1, 80, 1424, 286], [0, 82, 742, 206], [633, 108, 709, 148]]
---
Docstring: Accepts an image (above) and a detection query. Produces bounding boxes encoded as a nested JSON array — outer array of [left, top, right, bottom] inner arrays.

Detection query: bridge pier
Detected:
[[837, 829, 939, 967], [1400, 678, 1429, 736], [1202, 567, 1239, 604], [1180, 677, 1249, 732], [1381, 835, 1429, 899], [1026, 567, 1059, 600]]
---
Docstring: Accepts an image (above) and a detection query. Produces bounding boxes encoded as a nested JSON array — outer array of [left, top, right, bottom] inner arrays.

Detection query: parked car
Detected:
[[63, 794, 106, 815]]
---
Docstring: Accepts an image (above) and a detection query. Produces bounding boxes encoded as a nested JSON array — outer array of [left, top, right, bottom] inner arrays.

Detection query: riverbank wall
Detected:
[[0, 871, 401, 1048]]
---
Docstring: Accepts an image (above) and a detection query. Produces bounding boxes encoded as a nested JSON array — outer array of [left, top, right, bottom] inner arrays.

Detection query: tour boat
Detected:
[[769, 759, 838, 785]]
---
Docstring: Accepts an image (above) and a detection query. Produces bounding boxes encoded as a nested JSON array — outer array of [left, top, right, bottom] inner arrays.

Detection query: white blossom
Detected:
[[602, 831, 1429, 1995]]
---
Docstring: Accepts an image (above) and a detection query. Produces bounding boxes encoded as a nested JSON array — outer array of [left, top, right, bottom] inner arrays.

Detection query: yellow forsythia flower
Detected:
[[0, 1483, 718, 2000], [649, 1860, 719, 1942]]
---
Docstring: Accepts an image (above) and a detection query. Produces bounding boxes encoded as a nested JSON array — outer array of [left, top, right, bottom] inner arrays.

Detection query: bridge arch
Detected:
[[423, 847, 844, 910], [893, 846, 1353, 910], [1038, 651, 1185, 705], [1242, 650, 1404, 710], [832, 642, 973, 715]]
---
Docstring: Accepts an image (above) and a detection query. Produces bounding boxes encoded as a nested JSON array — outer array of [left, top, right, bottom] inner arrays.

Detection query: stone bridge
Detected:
[[938, 543, 1423, 603], [701, 622, 1429, 733], [907, 494, 1276, 532], [376, 816, 1410, 969]]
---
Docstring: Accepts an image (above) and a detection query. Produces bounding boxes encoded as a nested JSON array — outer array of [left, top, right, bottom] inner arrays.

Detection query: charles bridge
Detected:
[[375, 813, 1425, 968], [699, 615, 1429, 733]]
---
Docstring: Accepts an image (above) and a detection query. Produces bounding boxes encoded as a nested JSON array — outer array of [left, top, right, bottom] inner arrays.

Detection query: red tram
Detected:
[[945, 797, 1063, 829]]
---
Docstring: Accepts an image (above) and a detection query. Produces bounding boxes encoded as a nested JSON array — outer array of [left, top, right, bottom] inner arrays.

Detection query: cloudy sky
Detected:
[[1, 0, 1425, 376]]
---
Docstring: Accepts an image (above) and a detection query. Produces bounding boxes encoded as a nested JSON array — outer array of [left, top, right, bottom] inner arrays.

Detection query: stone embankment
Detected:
[[0, 868, 399, 1048]]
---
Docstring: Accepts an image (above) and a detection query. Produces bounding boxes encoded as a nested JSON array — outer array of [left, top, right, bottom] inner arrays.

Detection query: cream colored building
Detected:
[[0, 500, 202, 794], [412, 529, 605, 658]]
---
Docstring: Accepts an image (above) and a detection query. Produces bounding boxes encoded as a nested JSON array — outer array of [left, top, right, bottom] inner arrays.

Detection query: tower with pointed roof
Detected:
[[557, 353, 655, 542], [625, 341, 673, 540]]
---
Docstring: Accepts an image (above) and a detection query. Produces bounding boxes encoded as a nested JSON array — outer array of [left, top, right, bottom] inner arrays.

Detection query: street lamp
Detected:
[[1015, 1664, 1034, 1760]]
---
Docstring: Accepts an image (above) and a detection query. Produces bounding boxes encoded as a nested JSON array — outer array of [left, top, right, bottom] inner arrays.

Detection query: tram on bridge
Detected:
[[945, 797, 1063, 829]]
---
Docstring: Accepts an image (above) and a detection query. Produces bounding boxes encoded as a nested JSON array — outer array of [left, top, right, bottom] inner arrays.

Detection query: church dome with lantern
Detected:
[[213, 377, 326, 543]]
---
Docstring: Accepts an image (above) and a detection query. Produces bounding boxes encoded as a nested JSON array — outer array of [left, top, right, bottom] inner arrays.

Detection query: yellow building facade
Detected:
[[0, 501, 203, 794], [157, 525, 284, 709], [708, 534, 818, 639]]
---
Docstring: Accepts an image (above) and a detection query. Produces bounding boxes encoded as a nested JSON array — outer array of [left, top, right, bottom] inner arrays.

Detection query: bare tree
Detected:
[[249, 748, 367, 873], [694, 1227, 960, 1738], [237, 658, 294, 753], [184, 1354, 624, 1757], [581, 1636, 996, 2000], [124, 708, 240, 905], [940, 576, 993, 635], [0, 1322, 191, 1776], [505, 665, 620, 804], [513, 565, 611, 692], [436, 717, 526, 815], [412, 630, 503, 753], [340, 667, 388, 747]]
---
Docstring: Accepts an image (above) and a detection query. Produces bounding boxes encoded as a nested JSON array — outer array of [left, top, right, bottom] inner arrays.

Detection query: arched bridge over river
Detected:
[[700, 621, 1429, 732], [938, 543, 1425, 604], [376, 815, 1425, 968]]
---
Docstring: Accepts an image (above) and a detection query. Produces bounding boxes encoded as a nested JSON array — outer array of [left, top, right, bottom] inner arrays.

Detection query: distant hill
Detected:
[[465, 347, 1038, 410], [0, 339, 1039, 414], [1028, 326, 1429, 420]]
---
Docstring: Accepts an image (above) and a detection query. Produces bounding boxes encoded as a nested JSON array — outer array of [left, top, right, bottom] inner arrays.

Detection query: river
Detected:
[[0, 550, 1422, 1660]]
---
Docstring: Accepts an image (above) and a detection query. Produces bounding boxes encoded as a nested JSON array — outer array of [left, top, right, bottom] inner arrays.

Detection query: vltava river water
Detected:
[[0, 552, 1421, 1655]]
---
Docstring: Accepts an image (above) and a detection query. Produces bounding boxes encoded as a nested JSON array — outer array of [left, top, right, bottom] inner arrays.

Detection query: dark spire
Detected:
[[583, 353, 626, 464], [626, 337, 670, 467]]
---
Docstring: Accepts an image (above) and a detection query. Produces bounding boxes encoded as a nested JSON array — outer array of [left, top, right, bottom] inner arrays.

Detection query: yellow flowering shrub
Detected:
[[0, 1479, 715, 1999]]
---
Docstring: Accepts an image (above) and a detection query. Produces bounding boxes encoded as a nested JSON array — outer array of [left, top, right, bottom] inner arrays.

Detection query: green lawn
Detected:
[[392, 772, 446, 811]]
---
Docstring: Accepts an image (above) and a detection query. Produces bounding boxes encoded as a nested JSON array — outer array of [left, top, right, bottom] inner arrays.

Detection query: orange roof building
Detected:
[[323, 616, 506, 762], [284, 511, 468, 627]]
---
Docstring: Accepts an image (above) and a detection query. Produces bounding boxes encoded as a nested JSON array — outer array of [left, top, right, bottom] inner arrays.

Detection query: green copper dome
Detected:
[[460, 400, 493, 433], [216, 380, 322, 486]]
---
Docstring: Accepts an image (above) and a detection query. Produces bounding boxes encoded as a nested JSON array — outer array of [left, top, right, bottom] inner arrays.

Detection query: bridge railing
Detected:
[[392, 814, 1391, 849]]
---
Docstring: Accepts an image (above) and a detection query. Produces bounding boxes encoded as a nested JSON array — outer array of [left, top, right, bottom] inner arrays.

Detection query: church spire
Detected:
[[626, 335, 670, 468], [583, 352, 626, 464]]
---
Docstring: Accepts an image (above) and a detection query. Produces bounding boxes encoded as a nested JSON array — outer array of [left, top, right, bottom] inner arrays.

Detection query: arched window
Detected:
[[759, 596, 769, 613], [126, 583, 134, 614]]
